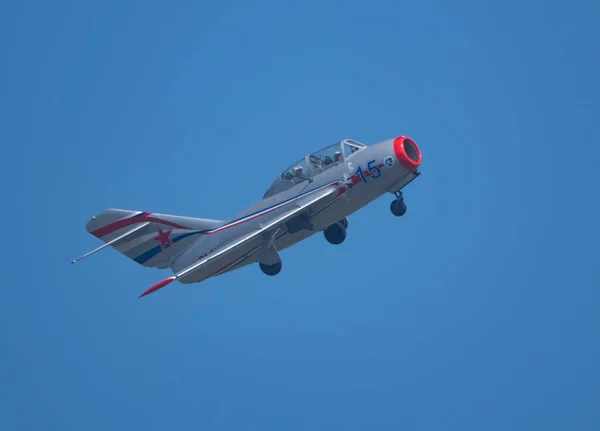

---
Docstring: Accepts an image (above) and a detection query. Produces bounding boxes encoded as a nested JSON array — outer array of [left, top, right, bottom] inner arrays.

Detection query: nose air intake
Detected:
[[393, 136, 422, 171]]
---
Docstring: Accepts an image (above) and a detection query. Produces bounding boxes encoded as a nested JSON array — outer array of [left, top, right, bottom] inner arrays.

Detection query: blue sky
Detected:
[[3, 0, 600, 429]]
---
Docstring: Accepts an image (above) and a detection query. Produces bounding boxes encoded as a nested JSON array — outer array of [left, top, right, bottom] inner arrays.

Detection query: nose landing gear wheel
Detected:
[[390, 191, 407, 217], [260, 261, 282, 276], [324, 221, 347, 245]]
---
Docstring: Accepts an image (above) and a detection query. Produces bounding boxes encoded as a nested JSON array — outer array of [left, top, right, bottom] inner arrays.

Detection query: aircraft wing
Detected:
[[139, 184, 338, 298]]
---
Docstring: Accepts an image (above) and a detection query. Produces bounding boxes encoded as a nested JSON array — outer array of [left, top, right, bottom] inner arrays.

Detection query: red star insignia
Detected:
[[153, 226, 174, 250]]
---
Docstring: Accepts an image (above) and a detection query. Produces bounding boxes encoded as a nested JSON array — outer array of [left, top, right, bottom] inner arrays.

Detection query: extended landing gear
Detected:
[[260, 260, 282, 276], [390, 191, 407, 217], [324, 220, 347, 245], [339, 217, 348, 229]]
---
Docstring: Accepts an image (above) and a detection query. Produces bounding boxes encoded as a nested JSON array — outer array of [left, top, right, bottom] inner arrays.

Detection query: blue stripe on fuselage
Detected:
[[134, 231, 201, 264]]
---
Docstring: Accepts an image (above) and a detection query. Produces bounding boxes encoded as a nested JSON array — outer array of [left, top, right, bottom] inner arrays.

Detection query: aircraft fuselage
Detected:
[[170, 136, 422, 284]]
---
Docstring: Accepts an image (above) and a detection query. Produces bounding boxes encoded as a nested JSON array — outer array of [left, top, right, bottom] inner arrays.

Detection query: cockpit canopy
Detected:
[[263, 139, 367, 198]]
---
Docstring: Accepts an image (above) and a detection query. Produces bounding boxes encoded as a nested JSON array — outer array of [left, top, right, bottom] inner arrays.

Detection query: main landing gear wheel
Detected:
[[260, 261, 282, 276], [324, 221, 346, 245], [390, 191, 407, 217]]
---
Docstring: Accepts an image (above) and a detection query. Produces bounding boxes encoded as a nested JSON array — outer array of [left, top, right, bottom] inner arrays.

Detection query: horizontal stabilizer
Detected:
[[79, 208, 224, 268], [72, 222, 150, 264]]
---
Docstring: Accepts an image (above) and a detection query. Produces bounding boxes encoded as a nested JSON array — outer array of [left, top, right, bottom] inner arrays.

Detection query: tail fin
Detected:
[[83, 209, 223, 268]]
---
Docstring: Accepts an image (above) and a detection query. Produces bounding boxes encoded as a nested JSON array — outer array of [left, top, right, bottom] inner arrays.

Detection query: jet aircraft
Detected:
[[73, 136, 422, 298]]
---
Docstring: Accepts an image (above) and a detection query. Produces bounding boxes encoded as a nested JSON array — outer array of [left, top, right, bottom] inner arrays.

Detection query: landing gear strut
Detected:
[[390, 191, 407, 217], [324, 221, 347, 245], [339, 217, 348, 229], [260, 260, 282, 276]]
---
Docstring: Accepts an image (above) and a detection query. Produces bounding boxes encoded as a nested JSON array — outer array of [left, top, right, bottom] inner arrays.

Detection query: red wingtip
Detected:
[[139, 276, 176, 298]]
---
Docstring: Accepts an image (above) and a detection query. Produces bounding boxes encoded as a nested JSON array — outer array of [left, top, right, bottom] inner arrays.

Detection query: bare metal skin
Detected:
[[74, 136, 422, 298]]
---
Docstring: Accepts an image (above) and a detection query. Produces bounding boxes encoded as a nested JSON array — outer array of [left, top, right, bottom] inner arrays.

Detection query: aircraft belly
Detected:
[[310, 185, 381, 231], [177, 238, 262, 283], [275, 230, 316, 251], [226, 186, 384, 270], [218, 229, 313, 275], [202, 183, 390, 277]]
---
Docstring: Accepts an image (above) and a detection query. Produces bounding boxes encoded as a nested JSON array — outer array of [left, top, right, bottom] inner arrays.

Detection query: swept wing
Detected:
[[139, 184, 338, 298]]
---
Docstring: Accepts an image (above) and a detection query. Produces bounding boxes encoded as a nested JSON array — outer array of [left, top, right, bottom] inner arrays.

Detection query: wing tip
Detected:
[[139, 276, 177, 298]]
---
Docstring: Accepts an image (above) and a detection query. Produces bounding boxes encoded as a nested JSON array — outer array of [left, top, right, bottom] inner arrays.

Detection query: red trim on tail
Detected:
[[92, 213, 190, 238]]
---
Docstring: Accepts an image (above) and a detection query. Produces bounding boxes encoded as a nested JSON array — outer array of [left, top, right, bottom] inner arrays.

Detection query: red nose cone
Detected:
[[393, 136, 422, 171]]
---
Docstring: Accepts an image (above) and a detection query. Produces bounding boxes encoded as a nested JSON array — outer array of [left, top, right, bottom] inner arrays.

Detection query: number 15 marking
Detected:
[[355, 160, 381, 183]]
